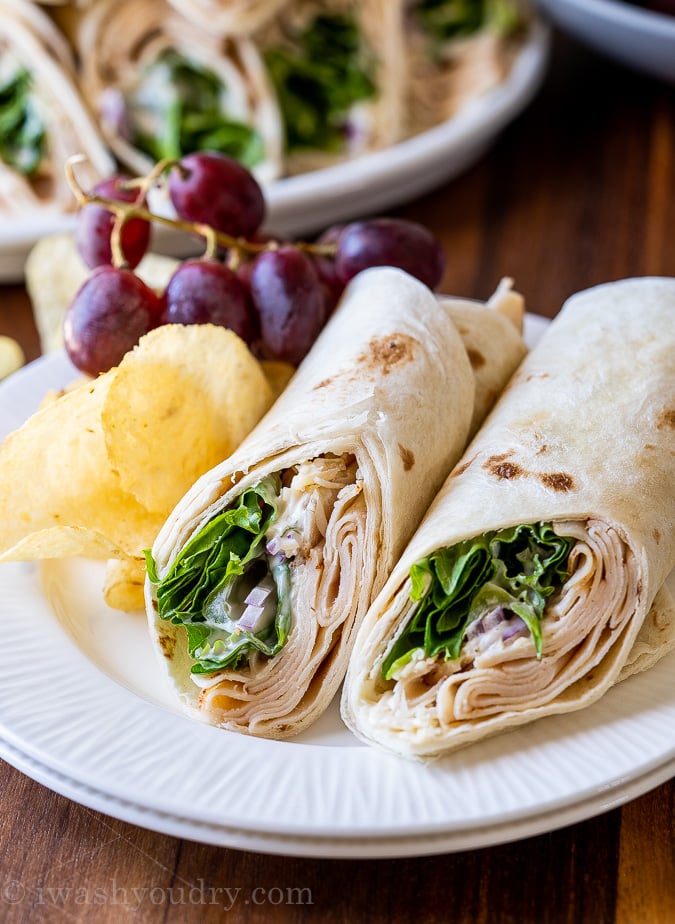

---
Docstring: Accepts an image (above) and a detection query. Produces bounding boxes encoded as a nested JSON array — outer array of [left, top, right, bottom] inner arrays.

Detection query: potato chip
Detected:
[[38, 375, 91, 410], [0, 323, 275, 562], [0, 337, 25, 381], [103, 557, 146, 612], [25, 233, 89, 353], [0, 375, 163, 561], [102, 324, 273, 514], [260, 359, 295, 400]]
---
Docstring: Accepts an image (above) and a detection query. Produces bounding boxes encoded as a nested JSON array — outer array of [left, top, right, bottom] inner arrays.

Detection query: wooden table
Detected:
[[1, 29, 674, 924]]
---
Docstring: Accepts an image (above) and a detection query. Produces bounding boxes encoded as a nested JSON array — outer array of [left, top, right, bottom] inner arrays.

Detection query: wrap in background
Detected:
[[165, 0, 291, 35], [402, 0, 530, 137], [0, 0, 112, 216], [342, 276, 675, 759], [254, 0, 404, 174], [145, 267, 526, 738], [76, 0, 283, 183]]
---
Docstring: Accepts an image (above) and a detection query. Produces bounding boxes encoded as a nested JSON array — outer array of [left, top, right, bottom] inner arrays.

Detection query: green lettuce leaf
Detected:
[[0, 68, 45, 177], [414, 0, 523, 44], [130, 50, 264, 167], [145, 475, 292, 673], [264, 13, 376, 154], [381, 522, 574, 680]]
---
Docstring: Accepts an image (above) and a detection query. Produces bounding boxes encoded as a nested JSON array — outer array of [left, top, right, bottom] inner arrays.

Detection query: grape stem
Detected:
[[65, 155, 337, 261]]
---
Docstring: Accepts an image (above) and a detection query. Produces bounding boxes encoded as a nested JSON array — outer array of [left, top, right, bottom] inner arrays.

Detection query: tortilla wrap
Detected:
[[254, 0, 404, 174], [0, 0, 112, 216], [145, 267, 526, 738], [342, 276, 675, 759], [402, 0, 529, 137], [76, 0, 283, 183], [165, 0, 291, 35]]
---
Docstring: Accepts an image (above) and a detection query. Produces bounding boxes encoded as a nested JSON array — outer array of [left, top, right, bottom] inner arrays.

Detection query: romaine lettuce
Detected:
[[264, 14, 376, 154], [0, 68, 45, 177], [130, 51, 264, 167], [382, 522, 573, 680], [414, 0, 523, 44], [146, 475, 292, 673]]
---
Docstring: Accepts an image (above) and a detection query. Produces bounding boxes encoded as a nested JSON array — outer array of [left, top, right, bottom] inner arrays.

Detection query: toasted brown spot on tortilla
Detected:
[[653, 528, 662, 544], [525, 372, 551, 382], [466, 347, 486, 370], [536, 444, 549, 455], [484, 458, 524, 480], [487, 451, 514, 463], [656, 407, 675, 430], [362, 334, 416, 374], [539, 471, 575, 492], [398, 444, 415, 471], [158, 632, 176, 660], [451, 454, 476, 478], [313, 377, 333, 390]]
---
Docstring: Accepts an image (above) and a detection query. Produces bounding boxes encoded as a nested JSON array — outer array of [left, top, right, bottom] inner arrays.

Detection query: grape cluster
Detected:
[[65, 152, 446, 376]]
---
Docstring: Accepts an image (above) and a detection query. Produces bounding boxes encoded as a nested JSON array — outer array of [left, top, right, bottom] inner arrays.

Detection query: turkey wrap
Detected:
[[76, 0, 283, 183], [342, 276, 675, 759], [165, 0, 292, 35], [402, 0, 530, 137], [0, 0, 112, 217], [144, 267, 526, 738], [254, 0, 404, 174]]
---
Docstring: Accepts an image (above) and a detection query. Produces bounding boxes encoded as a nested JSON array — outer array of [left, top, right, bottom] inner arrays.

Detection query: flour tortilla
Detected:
[[0, 0, 112, 217], [343, 276, 675, 759], [146, 267, 528, 739], [76, 0, 283, 183], [403, 0, 529, 137], [165, 0, 291, 35]]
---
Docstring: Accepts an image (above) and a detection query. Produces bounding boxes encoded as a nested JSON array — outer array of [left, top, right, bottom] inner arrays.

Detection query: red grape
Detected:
[[64, 266, 163, 375], [335, 218, 445, 290], [75, 175, 150, 270], [163, 259, 255, 344], [313, 224, 345, 315], [168, 152, 265, 239], [249, 246, 327, 365]]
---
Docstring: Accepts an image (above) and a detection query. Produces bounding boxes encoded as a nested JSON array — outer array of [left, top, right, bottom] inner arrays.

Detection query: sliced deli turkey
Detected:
[[342, 277, 675, 759], [144, 267, 526, 738]]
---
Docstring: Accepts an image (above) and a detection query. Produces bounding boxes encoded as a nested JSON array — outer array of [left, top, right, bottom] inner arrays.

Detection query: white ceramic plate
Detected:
[[0, 20, 550, 283], [535, 0, 675, 82], [0, 313, 674, 858]]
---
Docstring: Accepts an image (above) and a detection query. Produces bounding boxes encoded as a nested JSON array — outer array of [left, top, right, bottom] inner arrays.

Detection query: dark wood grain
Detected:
[[1, 29, 674, 924]]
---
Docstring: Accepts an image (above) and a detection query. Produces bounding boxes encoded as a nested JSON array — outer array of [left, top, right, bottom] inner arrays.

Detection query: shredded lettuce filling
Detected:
[[414, 0, 523, 44], [146, 475, 290, 674], [264, 13, 376, 154], [0, 67, 45, 177], [381, 522, 574, 680], [129, 50, 264, 167]]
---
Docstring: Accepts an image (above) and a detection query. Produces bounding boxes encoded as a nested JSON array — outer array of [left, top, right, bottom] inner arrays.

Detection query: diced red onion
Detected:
[[244, 584, 272, 608], [99, 88, 131, 140], [465, 618, 485, 641], [483, 606, 508, 631], [466, 607, 509, 641], [239, 603, 265, 631], [502, 616, 528, 642]]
